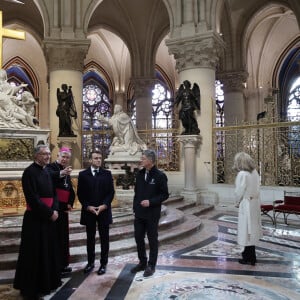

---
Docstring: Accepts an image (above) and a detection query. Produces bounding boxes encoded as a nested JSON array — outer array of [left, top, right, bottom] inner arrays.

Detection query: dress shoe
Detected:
[[83, 263, 95, 274], [143, 265, 155, 277], [130, 263, 147, 273], [61, 266, 72, 274], [238, 259, 256, 266], [97, 265, 106, 275]]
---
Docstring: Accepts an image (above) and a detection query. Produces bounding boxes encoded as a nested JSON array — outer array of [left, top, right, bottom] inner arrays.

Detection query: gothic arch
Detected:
[[242, 2, 294, 75], [4, 56, 40, 97], [33, 0, 49, 37], [84, 61, 114, 99]]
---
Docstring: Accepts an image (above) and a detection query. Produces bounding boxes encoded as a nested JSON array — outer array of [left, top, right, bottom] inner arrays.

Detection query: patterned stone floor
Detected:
[[0, 208, 299, 299]]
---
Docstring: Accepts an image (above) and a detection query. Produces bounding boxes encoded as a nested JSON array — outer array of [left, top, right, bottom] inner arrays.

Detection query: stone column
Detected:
[[218, 71, 248, 183], [177, 135, 201, 202], [218, 71, 248, 125], [44, 39, 90, 168], [114, 91, 127, 110], [167, 33, 224, 187], [131, 77, 155, 130]]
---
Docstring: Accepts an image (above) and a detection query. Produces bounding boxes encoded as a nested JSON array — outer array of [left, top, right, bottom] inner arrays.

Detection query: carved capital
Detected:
[[166, 32, 225, 71], [44, 38, 90, 72], [217, 71, 249, 93], [177, 134, 202, 148], [131, 77, 156, 98]]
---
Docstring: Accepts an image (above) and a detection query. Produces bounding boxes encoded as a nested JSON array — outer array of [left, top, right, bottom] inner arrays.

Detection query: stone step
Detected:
[[163, 195, 184, 206], [0, 212, 201, 270], [178, 203, 214, 216], [0, 205, 168, 237], [0, 207, 184, 254], [0, 195, 214, 271]]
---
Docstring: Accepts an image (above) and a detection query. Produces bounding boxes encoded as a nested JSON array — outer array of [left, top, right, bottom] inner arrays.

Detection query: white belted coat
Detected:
[[234, 169, 262, 246]]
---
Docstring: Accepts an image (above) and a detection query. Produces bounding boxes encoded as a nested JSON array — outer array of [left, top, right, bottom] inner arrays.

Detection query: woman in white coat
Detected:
[[233, 152, 262, 265]]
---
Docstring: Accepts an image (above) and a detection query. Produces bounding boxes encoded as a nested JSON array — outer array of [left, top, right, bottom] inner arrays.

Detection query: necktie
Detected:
[[93, 169, 99, 176]]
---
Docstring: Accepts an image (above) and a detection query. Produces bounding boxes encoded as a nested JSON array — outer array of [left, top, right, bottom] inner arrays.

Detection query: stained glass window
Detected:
[[82, 71, 112, 166], [287, 78, 300, 156]]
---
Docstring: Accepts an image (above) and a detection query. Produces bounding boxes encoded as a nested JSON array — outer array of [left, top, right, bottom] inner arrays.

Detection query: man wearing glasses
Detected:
[[14, 144, 67, 299]]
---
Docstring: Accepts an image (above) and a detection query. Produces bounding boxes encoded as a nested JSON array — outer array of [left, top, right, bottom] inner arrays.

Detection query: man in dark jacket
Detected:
[[130, 149, 169, 277], [77, 151, 115, 275], [47, 147, 75, 274]]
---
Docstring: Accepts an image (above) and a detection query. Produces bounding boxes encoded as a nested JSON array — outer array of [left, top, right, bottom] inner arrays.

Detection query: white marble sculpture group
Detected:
[[0, 69, 38, 129]]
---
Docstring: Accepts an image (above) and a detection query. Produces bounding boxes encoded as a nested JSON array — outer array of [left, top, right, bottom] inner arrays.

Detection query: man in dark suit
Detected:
[[77, 151, 115, 275], [130, 149, 169, 277]]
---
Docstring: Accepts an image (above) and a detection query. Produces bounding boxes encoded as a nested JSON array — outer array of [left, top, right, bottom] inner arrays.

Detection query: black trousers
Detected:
[[85, 215, 109, 266], [242, 245, 256, 263], [134, 216, 160, 267], [57, 210, 70, 268]]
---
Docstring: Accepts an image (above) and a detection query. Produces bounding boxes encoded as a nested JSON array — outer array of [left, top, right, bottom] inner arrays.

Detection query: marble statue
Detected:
[[99, 104, 147, 155], [175, 80, 200, 135], [20, 91, 37, 117], [0, 69, 39, 129]]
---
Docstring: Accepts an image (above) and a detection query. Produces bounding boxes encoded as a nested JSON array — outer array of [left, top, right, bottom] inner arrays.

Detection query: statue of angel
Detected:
[[175, 80, 200, 135]]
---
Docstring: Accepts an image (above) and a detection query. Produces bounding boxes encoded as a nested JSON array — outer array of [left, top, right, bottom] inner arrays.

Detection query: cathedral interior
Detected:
[[0, 0, 300, 299]]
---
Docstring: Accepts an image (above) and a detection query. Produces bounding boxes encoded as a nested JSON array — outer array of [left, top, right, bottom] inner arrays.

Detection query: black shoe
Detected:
[[130, 263, 147, 273], [143, 265, 155, 277], [97, 265, 106, 275], [61, 266, 72, 274], [238, 259, 255, 266], [83, 263, 95, 274]]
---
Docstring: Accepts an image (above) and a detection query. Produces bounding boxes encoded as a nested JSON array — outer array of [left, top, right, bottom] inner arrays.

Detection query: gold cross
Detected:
[[0, 11, 25, 67]]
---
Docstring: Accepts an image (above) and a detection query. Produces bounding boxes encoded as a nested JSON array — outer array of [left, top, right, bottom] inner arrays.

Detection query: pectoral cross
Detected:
[[0, 11, 25, 67]]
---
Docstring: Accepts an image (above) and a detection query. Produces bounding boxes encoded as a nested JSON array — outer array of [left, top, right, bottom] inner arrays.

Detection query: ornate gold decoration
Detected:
[[0, 138, 34, 160], [0, 180, 25, 213]]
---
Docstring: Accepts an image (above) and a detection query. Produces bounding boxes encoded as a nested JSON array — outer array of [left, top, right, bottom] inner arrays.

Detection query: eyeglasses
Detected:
[[39, 152, 51, 156]]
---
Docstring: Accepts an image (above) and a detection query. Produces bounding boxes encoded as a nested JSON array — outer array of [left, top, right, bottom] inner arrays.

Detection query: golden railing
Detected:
[[213, 121, 300, 186]]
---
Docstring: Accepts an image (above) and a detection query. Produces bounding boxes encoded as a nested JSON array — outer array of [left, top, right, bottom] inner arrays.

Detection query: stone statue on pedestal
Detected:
[[0, 69, 39, 129], [175, 80, 200, 135], [99, 104, 147, 155]]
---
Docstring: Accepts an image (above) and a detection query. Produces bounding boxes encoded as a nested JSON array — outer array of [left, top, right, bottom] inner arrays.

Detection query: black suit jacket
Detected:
[[77, 167, 115, 226], [133, 166, 169, 219]]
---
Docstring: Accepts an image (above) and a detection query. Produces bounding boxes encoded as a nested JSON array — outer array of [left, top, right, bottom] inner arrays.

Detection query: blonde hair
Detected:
[[232, 152, 256, 172]]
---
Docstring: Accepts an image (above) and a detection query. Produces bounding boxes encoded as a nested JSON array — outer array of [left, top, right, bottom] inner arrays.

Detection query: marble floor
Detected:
[[0, 208, 299, 300]]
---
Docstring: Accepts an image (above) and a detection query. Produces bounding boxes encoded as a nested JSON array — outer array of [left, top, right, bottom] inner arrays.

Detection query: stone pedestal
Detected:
[[57, 136, 77, 149], [105, 151, 141, 169], [105, 151, 141, 189], [110, 169, 126, 208], [177, 135, 201, 203], [0, 128, 50, 170], [104, 151, 142, 205]]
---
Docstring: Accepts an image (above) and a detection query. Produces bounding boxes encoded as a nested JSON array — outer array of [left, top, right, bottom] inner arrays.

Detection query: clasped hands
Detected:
[[140, 200, 150, 207], [87, 205, 107, 215]]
